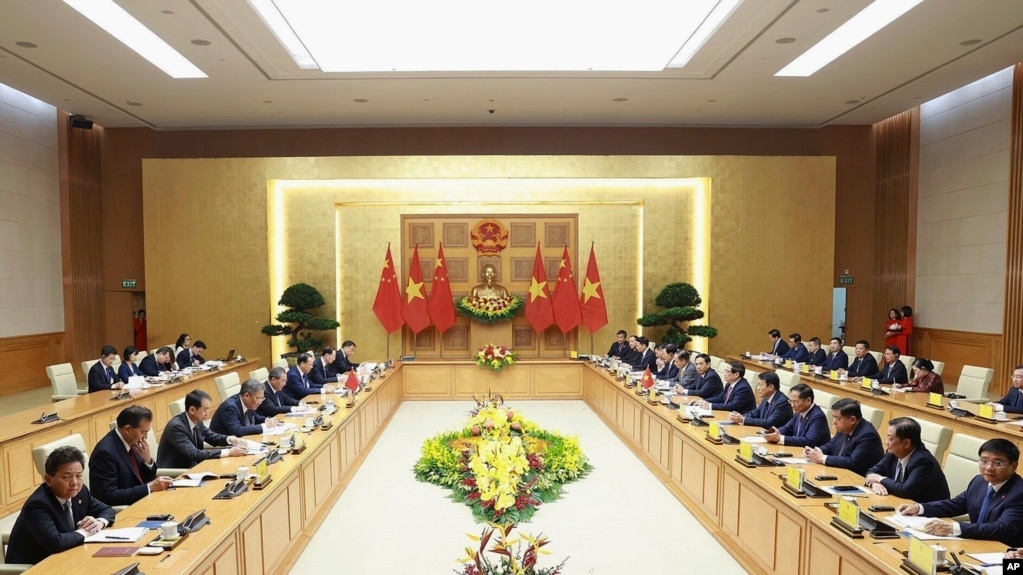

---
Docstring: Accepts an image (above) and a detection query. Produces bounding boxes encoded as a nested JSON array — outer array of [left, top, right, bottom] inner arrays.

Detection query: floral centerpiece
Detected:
[[457, 295, 523, 323], [476, 344, 516, 372], [455, 522, 567, 575], [414, 393, 592, 525]]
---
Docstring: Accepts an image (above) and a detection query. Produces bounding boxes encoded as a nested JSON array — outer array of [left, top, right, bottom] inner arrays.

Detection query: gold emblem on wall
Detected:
[[471, 220, 509, 255]]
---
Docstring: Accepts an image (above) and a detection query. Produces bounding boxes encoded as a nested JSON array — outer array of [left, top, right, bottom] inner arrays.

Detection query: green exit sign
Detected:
[[122, 279, 137, 289], [839, 275, 854, 285]]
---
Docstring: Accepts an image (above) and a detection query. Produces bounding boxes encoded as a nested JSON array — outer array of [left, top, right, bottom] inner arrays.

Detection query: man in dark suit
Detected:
[[331, 340, 360, 376], [139, 347, 174, 376], [284, 353, 332, 400], [607, 330, 629, 358], [6, 445, 115, 564], [992, 365, 1023, 415], [805, 398, 884, 475], [729, 371, 793, 429], [157, 390, 246, 469], [210, 378, 281, 437], [824, 337, 850, 371], [89, 405, 173, 506], [806, 337, 828, 366], [898, 438, 1023, 547], [176, 340, 207, 369], [311, 347, 342, 387], [259, 367, 308, 416], [865, 417, 949, 502], [768, 328, 789, 357], [699, 361, 756, 413], [656, 344, 679, 380], [671, 353, 723, 400], [87, 345, 124, 393], [630, 336, 657, 372], [670, 350, 699, 388], [843, 340, 879, 379], [764, 383, 831, 447], [781, 333, 810, 363], [874, 345, 909, 384]]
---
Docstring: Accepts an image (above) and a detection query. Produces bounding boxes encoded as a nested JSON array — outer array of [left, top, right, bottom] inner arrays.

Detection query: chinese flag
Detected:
[[345, 370, 360, 393], [402, 245, 432, 334], [372, 245, 405, 333], [641, 367, 655, 389], [551, 245, 581, 333], [579, 244, 608, 332], [427, 244, 456, 333], [524, 244, 554, 333]]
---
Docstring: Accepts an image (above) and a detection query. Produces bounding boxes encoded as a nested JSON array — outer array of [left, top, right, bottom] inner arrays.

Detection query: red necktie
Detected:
[[724, 384, 734, 403], [128, 450, 142, 483]]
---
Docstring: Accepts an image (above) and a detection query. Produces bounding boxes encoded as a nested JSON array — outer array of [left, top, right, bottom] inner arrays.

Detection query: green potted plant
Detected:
[[261, 283, 340, 361], [637, 282, 717, 347]]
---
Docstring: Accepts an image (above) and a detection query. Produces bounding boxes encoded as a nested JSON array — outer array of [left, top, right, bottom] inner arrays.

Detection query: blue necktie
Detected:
[[978, 485, 996, 522], [107, 366, 116, 383]]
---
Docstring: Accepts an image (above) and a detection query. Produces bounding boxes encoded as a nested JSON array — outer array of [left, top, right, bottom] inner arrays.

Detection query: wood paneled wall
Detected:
[[914, 327, 1004, 396], [0, 333, 65, 396], [872, 111, 918, 350], [1003, 63, 1023, 384]]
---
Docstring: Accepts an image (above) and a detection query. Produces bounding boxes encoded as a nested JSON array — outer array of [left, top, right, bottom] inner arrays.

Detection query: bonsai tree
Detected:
[[637, 282, 717, 348], [261, 283, 340, 354]]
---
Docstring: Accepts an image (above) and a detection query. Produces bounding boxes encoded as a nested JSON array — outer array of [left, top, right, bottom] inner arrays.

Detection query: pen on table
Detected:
[[106, 535, 132, 541], [159, 553, 172, 563]]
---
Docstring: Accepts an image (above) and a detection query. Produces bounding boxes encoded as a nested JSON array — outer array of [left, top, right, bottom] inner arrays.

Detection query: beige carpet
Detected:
[[291, 400, 748, 574]]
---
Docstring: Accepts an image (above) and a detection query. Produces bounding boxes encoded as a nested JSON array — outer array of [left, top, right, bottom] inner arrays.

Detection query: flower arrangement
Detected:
[[457, 295, 524, 323], [456, 523, 567, 575], [414, 397, 591, 525], [476, 344, 516, 372]]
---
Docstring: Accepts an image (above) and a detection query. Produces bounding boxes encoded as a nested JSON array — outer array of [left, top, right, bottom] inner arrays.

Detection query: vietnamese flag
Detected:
[[427, 244, 456, 333], [402, 245, 432, 334], [579, 244, 608, 332], [524, 244, 554, 333], [551, 245, 581, 333], [345, 370, 360, 393], [372, 244, 405, 333], [641, 367, 655, 389]]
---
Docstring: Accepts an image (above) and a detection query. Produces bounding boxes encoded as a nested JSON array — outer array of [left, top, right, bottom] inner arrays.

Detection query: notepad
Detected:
[[84, 527, 149, 543], [92, 546, 141, 557]]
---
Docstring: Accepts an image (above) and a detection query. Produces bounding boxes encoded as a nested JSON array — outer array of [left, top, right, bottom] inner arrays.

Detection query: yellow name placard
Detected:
[[739, 440, 753, 462], [709, 421, 721, 439], [861, 377, 873, 390], [907, 535, 937, 575], [786, 466, 803, 491], [255, 456, 268, 478], [838, 496, 860, 528], [829, 370, 839, 380], [979, 403, 995, 419], [784, 359, 792, 368], [928, 392, 943, 407], [570, 350, 578, 359], [802, 364, 810, 373]]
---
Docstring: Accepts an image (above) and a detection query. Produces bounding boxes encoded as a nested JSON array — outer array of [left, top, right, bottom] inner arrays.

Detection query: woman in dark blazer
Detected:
[[118, 346, 145, 382]]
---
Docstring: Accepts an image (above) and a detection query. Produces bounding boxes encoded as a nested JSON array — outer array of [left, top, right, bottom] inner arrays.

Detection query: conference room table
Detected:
[[0, 360, 258, 517]]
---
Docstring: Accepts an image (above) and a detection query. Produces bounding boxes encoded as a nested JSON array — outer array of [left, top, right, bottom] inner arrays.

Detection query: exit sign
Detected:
[[122, 279, 137, 289], [839, 275, 854, 285]]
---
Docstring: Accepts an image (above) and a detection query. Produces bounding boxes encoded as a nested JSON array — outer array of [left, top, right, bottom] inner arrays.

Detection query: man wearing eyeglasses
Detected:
[[763, 383, 831, 447], [897, 438, 1023, 547]]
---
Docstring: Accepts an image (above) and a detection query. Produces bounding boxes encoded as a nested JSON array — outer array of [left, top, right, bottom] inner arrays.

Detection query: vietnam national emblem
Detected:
[[470, 220, 509, 255]]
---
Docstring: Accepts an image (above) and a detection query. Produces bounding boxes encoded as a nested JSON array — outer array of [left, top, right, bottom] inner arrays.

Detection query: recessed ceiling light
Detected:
[[161, 9, 174, 14], [263, 100, 272, 104], [191, 39, 212, 46], [817, 8, 830, 13], [845, 99, 861, 104], [63, 0, 207, 78], [707, 99, 717, 103], [775, 37, 796, 44], [666, 0, 742, 69], [15, 41, 37, 48], [353, 98, 369, 103], [959, 39, 982, 46], [126, 100, 142, 106], [612, 97, 628, 102], [777, 0, 924, 77], [248, 0, 319, 69]]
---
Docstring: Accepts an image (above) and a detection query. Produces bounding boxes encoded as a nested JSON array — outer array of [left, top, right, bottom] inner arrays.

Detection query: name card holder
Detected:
[[926, 392, 944, 410], [830, 496, 864, 538], [705, 421, 723, 445], [977, 403, 998, 423], [735, 440, 757, 468], [861, 377, 874, 391], [782, 466, 806, 498]]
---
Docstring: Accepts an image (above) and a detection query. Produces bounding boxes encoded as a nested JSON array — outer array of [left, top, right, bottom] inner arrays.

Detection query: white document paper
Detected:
[[886, 514, 931, 530], [242, 438, 269, 453], [84, 526, 149, 543], [903, 528, 962, 541], [781, 458, 810, 465], [262, 423, 298, 436], [741, 436, 768, 444], [125, 376, 145, 390], [968, 553, 1010, 566]]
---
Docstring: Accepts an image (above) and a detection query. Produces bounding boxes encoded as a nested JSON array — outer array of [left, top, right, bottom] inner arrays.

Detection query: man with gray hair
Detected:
[[259, 366, 308, 416], [210, 378, 281, 437]]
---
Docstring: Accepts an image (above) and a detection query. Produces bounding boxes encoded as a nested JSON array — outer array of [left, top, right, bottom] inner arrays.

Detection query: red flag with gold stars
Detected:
[[579, 243, 608, 332], [402, 245, 432, 334], [641, 367, 655, 389], [427, 244, 456, 333], [372, 244, 405, 333], [551, 245, 581, 333], [524, 244, 554, 333]]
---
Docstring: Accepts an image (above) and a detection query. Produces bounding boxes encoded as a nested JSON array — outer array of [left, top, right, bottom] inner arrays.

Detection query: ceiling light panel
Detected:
[[267, 0, 732, 72]]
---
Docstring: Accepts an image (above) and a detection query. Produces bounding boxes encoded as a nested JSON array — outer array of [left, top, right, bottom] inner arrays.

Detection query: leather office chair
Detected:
[[775, 370, 799, 394], [249, 367, 269, 383], [274, 358, 289, 371], [868, 350, 882, 365], [80, 359, 99, 380], [708, 355, 724, 371], [46, 363, 86, 402], [813, 389, 837, 428], [0, 541, 30, 573], [860, 404, 884, 430], [105, 422, 186, 478], [916, 418, 952, 463], [842, 345, 855, 358], [899, 354, 915, 372], [954, 365, 994, 402], [931, 360, 945, 376], [214, 372, 241, 403], [135, 350, 147, 361], [943, 433, 986, 499], [31, 434, 90, 487], [110, 354, 122, 373], [169, 398, 186, 418]]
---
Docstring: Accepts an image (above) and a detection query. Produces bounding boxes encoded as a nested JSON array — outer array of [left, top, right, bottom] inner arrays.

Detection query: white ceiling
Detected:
[[1, 0, 1022, 130]]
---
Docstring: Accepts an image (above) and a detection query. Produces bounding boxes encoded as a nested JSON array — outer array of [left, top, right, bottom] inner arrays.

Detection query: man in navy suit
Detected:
[[767, 329, 789, 357], [805, 398, 884, 475], [875, 345, 909, 384], [89, 405, 173, 506], [699, 361, 756, 413], [284, 353, 333, 400], [6, 446, 115, 564], [630, 336, 657, 372], [656, 344, 679, 380], [139, 347, 174, 376], [898, 438, 1023, 547], [806, 337, 828, 366], [729, 371, 793, 429], [210, 379, 281, 437], [311, 347, 341, 387], [671, 353, 723, 400], [823, 337, 850, 371], [87, 345, 123, 393], [991, 365, 1023, 415], [157, 390, 245, 469], [259, 367, 308, 417], [843, 340, 879, 379], [781, 333, 810, 362], [763, 384, 831, 447], [607, 330, 629, 358], [331, 340, 360, 376], [865, 417, 949, 502], [176, 340, 207, 369]]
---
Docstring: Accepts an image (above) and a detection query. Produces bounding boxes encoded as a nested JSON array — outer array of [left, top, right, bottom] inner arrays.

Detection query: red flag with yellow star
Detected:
[[579, 243, 608, 332], [372, 244, 405, 333], [551, 245, 581, 333], [524, 244, 554, 333], [402, 245, 431, 334], [427, 244, 456, 333], [641, 366, 655, 389]]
